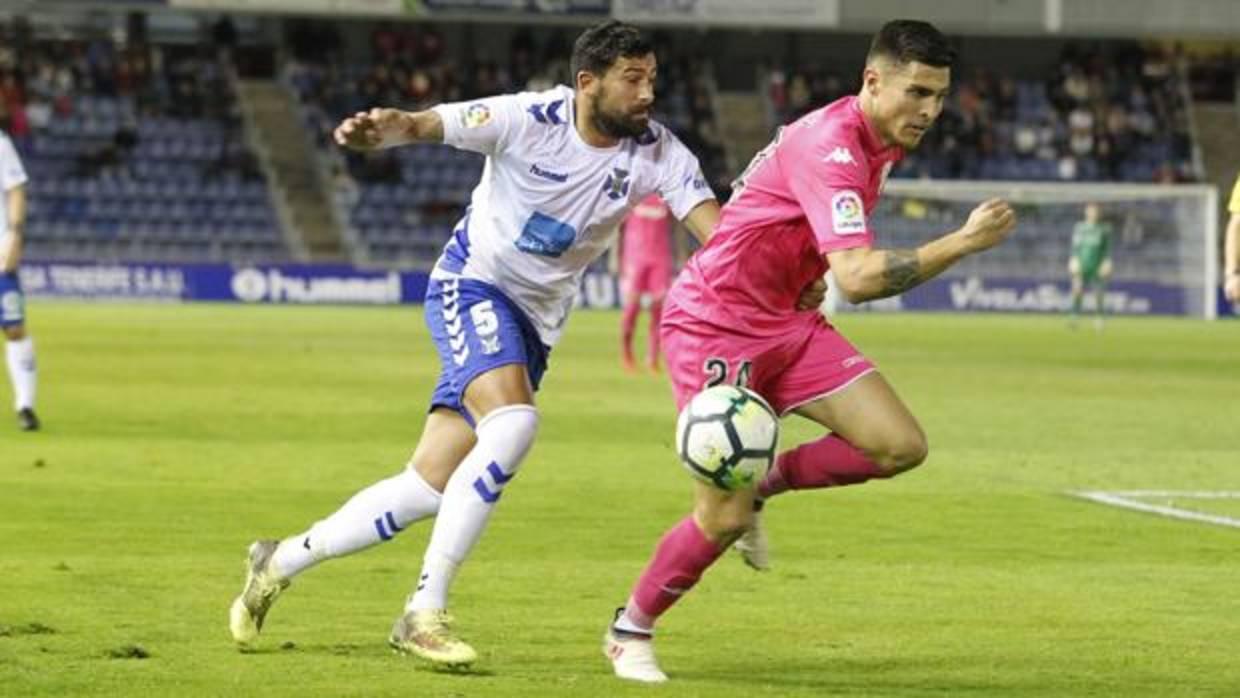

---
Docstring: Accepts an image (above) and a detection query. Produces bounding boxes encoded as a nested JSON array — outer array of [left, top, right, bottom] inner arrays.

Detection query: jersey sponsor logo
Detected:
[[529, 163, 569, 183], [462, 103, 492, 129], [516, 211, 578, 257], [831, 191, 866, 235], [824, 146, 856, 165], [527, 99, 565, 126], [603, 167, 631, 201]]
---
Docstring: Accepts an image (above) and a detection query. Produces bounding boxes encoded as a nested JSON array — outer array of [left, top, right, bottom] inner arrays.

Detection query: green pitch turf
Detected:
[[2, 303, 1238, 697]]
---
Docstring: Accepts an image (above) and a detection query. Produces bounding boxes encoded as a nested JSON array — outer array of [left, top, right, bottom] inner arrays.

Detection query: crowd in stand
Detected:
[[0, 16, 258, 181], [0, 15, 283, 263], [766, 42, 1198, 183]]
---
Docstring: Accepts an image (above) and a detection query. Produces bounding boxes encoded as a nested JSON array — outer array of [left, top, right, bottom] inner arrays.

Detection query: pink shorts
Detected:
[[621, 263, 672, 302], [662, 306, 875, 415]]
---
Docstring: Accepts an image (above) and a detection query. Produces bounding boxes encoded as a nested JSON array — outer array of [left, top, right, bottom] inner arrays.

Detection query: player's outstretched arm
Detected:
[[333, 107, 444, 151], [827, 198, 1016, 303]]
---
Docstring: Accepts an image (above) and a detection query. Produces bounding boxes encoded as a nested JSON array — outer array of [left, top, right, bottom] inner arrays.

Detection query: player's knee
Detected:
[[693, 502, 753, 546], [3, 325, 24, 341], [476, 403, 540, 469], [873, 429, 928, 475]]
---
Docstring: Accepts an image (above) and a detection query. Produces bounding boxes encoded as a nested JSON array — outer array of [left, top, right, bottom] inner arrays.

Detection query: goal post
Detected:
[[829, 180, 1220, 319]]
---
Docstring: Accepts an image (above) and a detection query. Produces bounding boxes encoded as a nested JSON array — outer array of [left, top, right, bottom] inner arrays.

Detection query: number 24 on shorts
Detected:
[[703, 358, 752, 389]]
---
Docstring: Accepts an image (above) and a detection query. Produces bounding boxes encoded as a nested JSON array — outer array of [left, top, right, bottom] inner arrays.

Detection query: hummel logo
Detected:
[[824, 146, 856, 165]]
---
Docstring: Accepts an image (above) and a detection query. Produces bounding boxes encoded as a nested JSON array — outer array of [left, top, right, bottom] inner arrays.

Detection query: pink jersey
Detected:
[[669, 96, 903, 336], [620, 194, 673, 273]]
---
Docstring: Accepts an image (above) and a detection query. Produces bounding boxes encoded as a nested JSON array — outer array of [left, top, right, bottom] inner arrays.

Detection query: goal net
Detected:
[[830, 180, 1220, 319]]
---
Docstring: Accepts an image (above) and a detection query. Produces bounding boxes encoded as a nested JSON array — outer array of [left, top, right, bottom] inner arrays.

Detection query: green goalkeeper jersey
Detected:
[[1071, 221, 1111, 271]]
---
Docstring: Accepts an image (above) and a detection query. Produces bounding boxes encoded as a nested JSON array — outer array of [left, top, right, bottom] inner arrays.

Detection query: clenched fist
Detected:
[[959, 198, 1017, 253]]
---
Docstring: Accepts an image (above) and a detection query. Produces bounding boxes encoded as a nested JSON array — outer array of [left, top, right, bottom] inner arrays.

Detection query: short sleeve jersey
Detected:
[[431, 85, 713, 345], [672, 96, 902, 335]]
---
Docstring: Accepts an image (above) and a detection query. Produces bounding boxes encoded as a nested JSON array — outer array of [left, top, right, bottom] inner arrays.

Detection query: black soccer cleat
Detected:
[[17, 407, 40, 431]]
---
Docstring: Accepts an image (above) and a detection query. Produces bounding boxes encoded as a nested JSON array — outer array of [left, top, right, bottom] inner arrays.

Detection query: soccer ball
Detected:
[[676, 385, 779, 491]]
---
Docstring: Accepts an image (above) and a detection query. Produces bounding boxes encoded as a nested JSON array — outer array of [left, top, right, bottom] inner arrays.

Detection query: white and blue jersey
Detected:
[[0, 132, 28, 327], [430, 85, 712, 346], [423, 86, 713, 420]]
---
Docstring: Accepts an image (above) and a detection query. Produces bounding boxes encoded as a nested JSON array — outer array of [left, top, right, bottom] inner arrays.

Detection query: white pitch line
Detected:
[[1103, 491, 1240, 499], [1071, 491, 1240, 529]]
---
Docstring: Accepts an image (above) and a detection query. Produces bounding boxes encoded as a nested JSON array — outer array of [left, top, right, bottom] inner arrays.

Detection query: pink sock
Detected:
[[646, 299, 663, 366], [758, 433, 887, 498], [621, 302, 639, 361], [623, 517, 724, 630]]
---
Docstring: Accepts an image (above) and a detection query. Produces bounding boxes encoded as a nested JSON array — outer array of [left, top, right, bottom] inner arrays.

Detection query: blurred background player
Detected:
[[0, 128, 38, 431], [603, 20, 1016, 683], [616, 193, 673, 372], [1068, 202, 1113, 328], [229, 20, 723, 668], [1224, 173, 1240, 304]]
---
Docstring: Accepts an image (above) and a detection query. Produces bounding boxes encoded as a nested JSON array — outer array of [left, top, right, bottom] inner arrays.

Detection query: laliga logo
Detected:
[[463, 103, 491, 129], [834, 195, 860, 219]]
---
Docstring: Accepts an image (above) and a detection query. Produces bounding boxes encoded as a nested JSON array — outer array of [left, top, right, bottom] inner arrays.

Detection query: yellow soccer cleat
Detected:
[[229, 540, 290, 647], [389, 609, 478, 668]]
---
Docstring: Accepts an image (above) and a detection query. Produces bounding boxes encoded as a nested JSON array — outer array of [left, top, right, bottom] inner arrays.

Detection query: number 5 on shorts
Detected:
[[703, 358, 752, 389]]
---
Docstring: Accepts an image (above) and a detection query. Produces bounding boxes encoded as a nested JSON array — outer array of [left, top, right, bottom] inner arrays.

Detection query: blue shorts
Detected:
[[424, 277, 549, 425], [0, 272, 25, 328]]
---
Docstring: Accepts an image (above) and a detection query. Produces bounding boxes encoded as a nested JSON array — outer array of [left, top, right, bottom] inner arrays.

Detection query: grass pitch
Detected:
[[2, 302, 1238, 697]]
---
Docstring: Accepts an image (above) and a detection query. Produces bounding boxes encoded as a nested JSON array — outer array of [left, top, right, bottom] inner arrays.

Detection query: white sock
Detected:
[[270, 466, 443, 580], [6, 336, 36, 411], [408, 404, 539, 611], [615, 608, 654, 636]]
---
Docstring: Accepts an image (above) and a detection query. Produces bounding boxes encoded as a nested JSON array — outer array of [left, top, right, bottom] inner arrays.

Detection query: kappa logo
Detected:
[[823, 146, 856, 165]]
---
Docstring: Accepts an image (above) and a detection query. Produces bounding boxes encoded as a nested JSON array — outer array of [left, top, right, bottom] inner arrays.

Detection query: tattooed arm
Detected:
[[826, 198, 1017, 304]]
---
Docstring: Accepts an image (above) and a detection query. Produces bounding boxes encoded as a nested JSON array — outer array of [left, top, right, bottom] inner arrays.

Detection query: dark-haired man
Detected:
[[604, 20, 1017, 682], [229, 20, 728, 668]]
